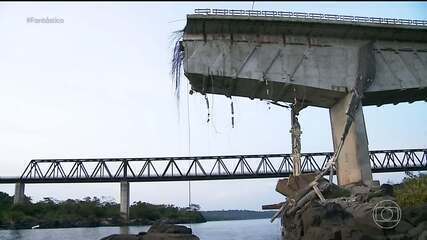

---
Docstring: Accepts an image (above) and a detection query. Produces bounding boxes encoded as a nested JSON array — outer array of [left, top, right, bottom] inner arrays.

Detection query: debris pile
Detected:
[[264, 177, 427, 240]]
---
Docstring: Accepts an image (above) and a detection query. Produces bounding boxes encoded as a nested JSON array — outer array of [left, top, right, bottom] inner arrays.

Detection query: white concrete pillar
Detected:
[[329, 93, 373, 187], [13, 182, 25, 205], [120, 181, 130, 222], [120, 226, 130, 235]]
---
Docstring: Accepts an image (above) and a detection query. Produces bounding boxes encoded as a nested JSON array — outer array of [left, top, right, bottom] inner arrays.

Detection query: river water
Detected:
[[0, 218, 282, 240]]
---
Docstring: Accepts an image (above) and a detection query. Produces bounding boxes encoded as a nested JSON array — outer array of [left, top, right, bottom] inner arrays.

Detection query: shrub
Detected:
[[395, 173, 427, 208]]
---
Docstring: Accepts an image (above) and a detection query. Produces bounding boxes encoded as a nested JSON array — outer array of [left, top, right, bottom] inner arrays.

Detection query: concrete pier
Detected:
[[13, 182, 25, 204], [120, 181, 130, 222], [330, 94, 373, 187]]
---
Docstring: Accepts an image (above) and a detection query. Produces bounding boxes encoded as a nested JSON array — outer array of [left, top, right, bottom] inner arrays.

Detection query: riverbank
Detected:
[[0, 193, 275, 230], [0, 194, 205, 229]]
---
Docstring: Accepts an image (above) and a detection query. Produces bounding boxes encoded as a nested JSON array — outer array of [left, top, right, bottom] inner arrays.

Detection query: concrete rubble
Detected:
[[265, 178, 427, 240]]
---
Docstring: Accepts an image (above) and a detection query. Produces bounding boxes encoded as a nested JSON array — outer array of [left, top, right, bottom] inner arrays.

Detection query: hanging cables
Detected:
[[185, 82, 192, 214]]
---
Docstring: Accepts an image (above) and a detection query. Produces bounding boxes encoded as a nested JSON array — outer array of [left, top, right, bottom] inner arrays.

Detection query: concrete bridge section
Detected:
[[1, 148, 426, 221], [181, 9, 427, 187]]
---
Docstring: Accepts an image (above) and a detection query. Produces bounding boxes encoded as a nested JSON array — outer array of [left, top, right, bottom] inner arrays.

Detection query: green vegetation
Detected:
[[395, 172, 427, 208], [130, 202, 205, 225], [0, 192, 205, 229]]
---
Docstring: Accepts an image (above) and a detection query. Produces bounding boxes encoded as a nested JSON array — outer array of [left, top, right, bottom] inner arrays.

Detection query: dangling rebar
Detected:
[[205, 94, 210, 123], [265, 77, 270, 97], [230, 97, 235, 128]]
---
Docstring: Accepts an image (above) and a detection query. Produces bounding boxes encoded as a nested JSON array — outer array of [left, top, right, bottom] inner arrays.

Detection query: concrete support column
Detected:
[[120, 181, 130, 222], [329, 93, 373, 187], [13, 182, 25, 205]]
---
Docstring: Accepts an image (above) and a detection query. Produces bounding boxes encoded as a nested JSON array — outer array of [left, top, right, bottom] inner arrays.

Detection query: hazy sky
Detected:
[[0, 1, 426, 211]]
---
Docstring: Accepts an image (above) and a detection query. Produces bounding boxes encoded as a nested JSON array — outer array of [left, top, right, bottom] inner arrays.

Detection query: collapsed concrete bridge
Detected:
[[180, 9, 427, 187]]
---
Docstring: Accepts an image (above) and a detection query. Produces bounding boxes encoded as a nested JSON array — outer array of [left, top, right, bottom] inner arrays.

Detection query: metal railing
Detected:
[[194, 9, 427, 27]]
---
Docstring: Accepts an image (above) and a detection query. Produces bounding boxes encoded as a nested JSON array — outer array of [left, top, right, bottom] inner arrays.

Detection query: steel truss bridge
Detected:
[[0, 148, 425, 184]]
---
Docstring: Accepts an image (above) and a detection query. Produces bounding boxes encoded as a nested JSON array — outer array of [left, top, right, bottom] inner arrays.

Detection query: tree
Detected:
[[189, 203, 200, 211]]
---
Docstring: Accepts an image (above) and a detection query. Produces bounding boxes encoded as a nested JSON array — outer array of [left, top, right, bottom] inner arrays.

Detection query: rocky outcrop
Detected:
[[101, 235, 140, 240], [282, 183, 427, 240], [100, 223, 199, 240], [147, 223, 193, 234]]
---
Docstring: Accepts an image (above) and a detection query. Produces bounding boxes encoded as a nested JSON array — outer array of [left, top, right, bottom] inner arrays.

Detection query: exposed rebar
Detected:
[[170, 30, 185, 103]]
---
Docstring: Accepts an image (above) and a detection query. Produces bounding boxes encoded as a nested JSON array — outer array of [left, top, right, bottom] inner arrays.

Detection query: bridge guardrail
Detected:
[[193, 9, 427, 27]]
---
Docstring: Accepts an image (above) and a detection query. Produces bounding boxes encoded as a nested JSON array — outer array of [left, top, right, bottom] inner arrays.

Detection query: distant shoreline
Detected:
[[0, 190, 275, 230], [0, 211, 275, 230]]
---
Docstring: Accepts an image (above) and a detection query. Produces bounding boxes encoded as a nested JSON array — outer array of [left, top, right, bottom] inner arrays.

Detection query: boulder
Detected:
[[100, 223, 199, 240], [380, 184, 394, 196], [394, 220, 414, 234], [408, 221, 427, 239], [403, 204, 427, 226], [148, 222, 192, 234], [100, 234, 140, 240], [418, 230, 427, 240], [140, 233, 199, 240]]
